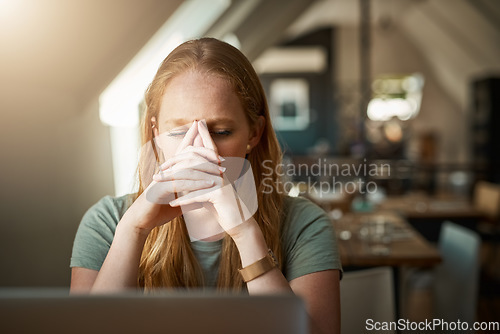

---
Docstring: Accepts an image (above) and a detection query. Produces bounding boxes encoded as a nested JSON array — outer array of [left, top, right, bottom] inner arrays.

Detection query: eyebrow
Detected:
[[164, 118, 237, 127]]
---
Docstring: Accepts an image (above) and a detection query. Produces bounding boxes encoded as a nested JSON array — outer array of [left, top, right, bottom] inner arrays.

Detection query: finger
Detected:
[[198, 120, 218, 153], [160, 148, 223, 171], [168, 180, 233, 208], [175, 121, 198, 154], [154, 168, 226, 182], [144, 180, 177, 205], [160, 153, 226, 173], [183, 145, 223, 162], [168, 187, 215, 207], [145, 179, 215, 205], [154, 179, 215, 194], [167, 160, 226, 176]]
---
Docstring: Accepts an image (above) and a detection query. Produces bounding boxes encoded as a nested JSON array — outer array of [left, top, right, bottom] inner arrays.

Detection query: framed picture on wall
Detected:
[[269, 78, 310, 131]]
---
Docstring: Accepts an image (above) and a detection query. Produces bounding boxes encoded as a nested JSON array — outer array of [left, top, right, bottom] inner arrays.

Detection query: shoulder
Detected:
[[78, 194, 134, 237], [84, 194, 133, 222], [279, 195, 341, 281], [90, 193, 133, 215], [70, 194, 134, 270], [283, 195, 327, 216], [281, 195, 331, 233], [280, 194, 336, 249]]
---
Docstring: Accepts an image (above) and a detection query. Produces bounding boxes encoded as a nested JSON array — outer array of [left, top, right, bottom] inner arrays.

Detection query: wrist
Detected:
[[231, 220, 269, 267], [117, 213, 152, 241], [238, 249, 278, 282], [230, 218, 262, 246], [124, 192, 181, 233]]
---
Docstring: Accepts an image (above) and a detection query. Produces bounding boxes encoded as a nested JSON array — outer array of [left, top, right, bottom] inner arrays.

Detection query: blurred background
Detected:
[[1, 0, 499, 326]]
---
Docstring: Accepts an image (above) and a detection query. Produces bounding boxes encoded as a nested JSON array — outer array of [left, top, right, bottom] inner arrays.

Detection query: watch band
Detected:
[[239, 249, 278, 283]]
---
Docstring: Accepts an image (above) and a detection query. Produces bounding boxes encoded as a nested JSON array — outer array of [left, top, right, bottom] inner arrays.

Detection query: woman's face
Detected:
[[156, 70, 259, 160]]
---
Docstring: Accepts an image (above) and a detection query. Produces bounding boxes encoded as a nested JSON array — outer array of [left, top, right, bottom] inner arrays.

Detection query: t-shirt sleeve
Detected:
[[70, 195, 128, 271], [281, 196, 342, 282]]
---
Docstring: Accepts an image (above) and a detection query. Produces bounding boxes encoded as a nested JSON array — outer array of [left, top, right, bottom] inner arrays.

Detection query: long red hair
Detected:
[[137, 38, 284, 290]]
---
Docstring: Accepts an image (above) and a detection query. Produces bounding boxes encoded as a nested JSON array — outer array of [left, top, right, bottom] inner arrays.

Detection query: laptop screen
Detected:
[[0, 289, 307, 334]]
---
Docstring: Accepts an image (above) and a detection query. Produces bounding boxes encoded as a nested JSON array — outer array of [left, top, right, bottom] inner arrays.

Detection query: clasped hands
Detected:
[[146, 120, 257, 240]]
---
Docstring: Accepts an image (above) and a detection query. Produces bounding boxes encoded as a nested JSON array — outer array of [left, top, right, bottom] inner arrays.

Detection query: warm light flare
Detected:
[[367, 98, 414, 121], [367, 73, 424, 122], [0, 0, 21, 20]]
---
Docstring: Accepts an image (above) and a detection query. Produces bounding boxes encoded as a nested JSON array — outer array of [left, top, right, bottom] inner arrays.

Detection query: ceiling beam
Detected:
[[204, 0, 264, 39], [234, 0, 317, 61]]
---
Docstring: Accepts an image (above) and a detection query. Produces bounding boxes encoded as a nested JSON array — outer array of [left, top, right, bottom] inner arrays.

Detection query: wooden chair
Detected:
[[473, 181, 500, 276], [473, 181, 500, 224]]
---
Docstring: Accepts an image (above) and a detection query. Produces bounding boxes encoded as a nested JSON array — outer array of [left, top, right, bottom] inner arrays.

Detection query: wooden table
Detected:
[[377, 194, 484, 242], [335, 211, 442, 320], [335, 211, 442, 268], [378, 194, 483, 220]]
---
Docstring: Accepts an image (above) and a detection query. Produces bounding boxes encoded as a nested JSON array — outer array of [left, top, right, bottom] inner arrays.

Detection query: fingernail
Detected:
[[219, 166, 226, 173], [153, 173, 161, 181], [218, 155, 225, 162], [169, 200, 178, 206]]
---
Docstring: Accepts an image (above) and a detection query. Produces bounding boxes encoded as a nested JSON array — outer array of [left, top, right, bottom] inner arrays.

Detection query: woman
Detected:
[[71, 38, 341, 333]]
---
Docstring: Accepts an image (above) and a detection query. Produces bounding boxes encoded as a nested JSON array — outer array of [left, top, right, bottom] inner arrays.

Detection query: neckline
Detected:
[[191, 238, 223, 251]]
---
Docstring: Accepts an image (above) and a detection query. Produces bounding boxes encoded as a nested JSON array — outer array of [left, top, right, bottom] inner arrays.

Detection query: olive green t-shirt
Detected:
[[70, 195, 342, 285]]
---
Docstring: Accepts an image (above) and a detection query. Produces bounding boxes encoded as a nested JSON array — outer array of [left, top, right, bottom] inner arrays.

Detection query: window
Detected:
[[99, 0, 230, 196]]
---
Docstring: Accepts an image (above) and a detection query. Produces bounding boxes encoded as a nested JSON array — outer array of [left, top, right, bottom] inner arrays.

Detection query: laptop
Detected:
[[0, 289, 307, 334]]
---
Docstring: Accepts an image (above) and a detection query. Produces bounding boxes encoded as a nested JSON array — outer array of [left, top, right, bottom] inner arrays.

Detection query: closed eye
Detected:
[[210, 130, 232, 137], [167, 131, 187, 137]]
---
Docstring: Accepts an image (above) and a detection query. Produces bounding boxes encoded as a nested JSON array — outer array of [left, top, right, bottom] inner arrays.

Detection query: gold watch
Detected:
[[239, 249, 279, 283]]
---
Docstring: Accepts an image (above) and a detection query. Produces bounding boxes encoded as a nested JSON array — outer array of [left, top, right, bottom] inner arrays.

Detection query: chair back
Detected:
[[473, 181, 500, 220], [341, 267, 396, 334], [434, 221, 480, 323]]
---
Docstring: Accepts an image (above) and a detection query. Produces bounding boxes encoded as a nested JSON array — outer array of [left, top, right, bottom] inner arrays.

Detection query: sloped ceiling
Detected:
[[1, 0, 498, 112], [0, 0, 183, 103], [400, 0, 500, 110], [0, 0, 313, 105], [206, 0, 316, 61]]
